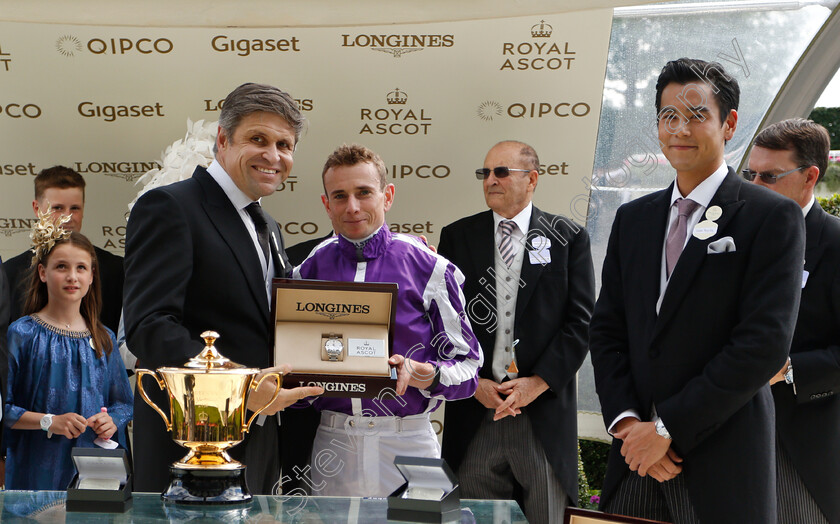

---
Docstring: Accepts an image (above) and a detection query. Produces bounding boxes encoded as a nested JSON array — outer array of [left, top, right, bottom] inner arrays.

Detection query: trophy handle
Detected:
[[244, 372, 283, 433], [136, 369, 172, 431]]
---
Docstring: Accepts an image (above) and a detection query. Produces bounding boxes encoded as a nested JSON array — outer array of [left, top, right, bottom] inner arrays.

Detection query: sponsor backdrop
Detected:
[[0, 13, 611, 260]]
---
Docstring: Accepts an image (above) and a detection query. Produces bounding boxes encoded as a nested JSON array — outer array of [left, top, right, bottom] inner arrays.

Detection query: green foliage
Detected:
[[579, 439, 610, 508], [817, 193, 840, 217], [809, 107, 840, 150]]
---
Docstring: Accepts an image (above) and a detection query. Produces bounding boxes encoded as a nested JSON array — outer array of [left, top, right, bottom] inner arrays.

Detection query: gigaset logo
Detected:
[[360, 88, 432, 136], [56, 35, 174, 56], [499, 20, 576, 71], [341, 33, 454, 57], [210, 35, 301, 56]]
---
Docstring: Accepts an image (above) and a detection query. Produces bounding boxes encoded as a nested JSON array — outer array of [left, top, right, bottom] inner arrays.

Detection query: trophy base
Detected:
[[162, 465, 252, 505]]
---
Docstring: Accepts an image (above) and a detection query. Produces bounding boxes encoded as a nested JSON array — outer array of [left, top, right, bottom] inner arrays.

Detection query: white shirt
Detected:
[[207, 160, 276, 303]]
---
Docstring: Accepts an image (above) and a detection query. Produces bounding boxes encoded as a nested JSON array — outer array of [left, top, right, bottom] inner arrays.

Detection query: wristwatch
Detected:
[[323, 334, 345, 362], [654, 418, 672, 440], [784, 362, 796, 395], [40, 413, 54, 438]]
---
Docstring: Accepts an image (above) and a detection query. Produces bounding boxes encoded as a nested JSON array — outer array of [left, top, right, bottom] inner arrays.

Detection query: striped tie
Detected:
[[498, 220, 516, 267]]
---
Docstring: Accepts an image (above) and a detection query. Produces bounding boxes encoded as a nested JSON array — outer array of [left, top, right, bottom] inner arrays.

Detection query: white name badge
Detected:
[[348, 338, 386, 358], [802, 270, 809, 288], [693, 220, 718, 240], [529, 249, 551, 265]]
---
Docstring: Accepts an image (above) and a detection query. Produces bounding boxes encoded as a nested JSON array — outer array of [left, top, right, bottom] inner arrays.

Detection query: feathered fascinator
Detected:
[[29, 203, 72, 266], [129, 119, 217, 211]]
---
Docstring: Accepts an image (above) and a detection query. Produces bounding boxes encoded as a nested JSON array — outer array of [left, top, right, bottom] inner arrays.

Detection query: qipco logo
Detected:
[[0, 103, 42, 119], [87, 37, 174, 55]]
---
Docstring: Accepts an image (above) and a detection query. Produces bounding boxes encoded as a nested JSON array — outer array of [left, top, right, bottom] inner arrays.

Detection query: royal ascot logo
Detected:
[[204, 98, 313, 113], [0, 217, 38, 237], [1, 41, 14, 71], [275, 174, 298, 192], [360, 88, 432, 136], [73, 161, 162, 182], [476, 100, 591, 121], [341, 33, 454, 58], [77, 101, 165, 122], [210, 35, 301, 56], [56, 35, 174, 56], [101, 225, 126, 249], [499, 20, 576, 71]]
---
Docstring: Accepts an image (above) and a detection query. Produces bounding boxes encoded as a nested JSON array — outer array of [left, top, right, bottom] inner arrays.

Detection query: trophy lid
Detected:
[[183, 331, 247, 370]]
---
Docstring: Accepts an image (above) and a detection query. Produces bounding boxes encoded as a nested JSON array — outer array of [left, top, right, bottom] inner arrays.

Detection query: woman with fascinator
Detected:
[[3, 208, 132, 490]]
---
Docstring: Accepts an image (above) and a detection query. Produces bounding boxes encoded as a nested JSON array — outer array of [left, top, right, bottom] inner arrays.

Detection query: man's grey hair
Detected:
[[213, 82, 305, 154]]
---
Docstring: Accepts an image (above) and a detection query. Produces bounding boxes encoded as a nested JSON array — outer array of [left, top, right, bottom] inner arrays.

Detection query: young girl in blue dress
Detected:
[[4, 214, 132, 490]]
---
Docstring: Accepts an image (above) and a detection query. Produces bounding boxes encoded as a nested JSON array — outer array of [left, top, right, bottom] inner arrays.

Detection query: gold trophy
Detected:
[[136, 331, 282, 504]]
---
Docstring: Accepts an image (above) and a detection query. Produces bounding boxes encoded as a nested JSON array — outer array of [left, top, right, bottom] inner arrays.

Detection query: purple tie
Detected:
[[498, 220, 516, 267], [666, 198, 699, 278]]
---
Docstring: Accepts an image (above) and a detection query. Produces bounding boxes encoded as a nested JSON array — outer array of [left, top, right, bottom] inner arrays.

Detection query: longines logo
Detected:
[[297, 381, 366, 393], [210, 35, 301, 56], [56, 35, 174, 56], [73, 161, 162, 182], [360, 89, 432, 135], [0, 103, 42, 119], [295, 302, 371, 320], [499, 20, 576, 71], [0, 218, 37, 237], [204, 98, 313, 112], [341, 33, 454, 57], [476, 100, 591, 121], [77, 101, 165, 122]]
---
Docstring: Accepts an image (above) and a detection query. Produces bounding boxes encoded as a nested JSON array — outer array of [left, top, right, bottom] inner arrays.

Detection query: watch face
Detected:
[[325, 338, 343, 355]]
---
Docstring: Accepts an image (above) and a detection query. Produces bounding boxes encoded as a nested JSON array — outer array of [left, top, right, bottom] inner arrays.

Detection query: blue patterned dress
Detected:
[[4, 315, 133, 490]]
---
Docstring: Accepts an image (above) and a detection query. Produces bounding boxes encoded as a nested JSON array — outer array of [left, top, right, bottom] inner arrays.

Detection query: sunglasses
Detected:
[[475, 167, 532, 180], [741, 166, 807, 184]]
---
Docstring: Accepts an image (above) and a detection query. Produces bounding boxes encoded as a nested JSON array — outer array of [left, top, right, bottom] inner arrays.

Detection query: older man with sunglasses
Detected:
[[438, 140, 595, 524], [747, 118, 840, 524]]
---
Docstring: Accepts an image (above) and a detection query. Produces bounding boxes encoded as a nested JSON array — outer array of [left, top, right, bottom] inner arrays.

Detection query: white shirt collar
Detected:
[[802, 195, 816, 217], [668, 162, 729, 209], [492, 202, 533, 235], [207, 159, 259, 210]]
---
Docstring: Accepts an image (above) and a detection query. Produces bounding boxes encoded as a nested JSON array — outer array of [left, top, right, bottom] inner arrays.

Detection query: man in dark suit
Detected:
[[746, 118, 839, 524], [439, 140, 595, 524], [590, 58, 805, 524], [2, 166, 123, 335], [124, 83, 323, 494]]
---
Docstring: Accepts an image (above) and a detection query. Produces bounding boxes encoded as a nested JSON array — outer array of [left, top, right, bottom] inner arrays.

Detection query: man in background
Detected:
[[590, 58, 804, 523], [439, 140, 595, 524], [747, 118, 839, 524]]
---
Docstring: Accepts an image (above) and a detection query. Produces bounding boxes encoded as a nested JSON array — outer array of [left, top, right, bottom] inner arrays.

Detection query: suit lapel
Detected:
[[654, 170, 745, 337], [804, 204, 826, 273], [195, 169, 271, 321], [468, 211, 497, 299], [635, 187, 672, 341]]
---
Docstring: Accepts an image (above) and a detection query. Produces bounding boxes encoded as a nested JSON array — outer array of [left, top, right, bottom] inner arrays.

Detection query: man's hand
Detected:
[[389, 355, 436, 395], [770, 358, 790, 385], [615, 421, 672, 477], [52, 413, 88, 439], [493, 376, 549, 421], [474, 378, 512, 412], [647, 448, 683, 482], [247, 364, 325, 415]]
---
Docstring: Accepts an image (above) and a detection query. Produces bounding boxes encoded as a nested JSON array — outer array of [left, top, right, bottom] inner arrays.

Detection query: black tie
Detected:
[[244, 202, 270, 268]]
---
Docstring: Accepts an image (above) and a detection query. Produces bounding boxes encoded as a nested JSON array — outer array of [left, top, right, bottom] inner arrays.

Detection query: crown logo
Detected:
[[531, 20, 553, 38], [386, 88, 408, 105]]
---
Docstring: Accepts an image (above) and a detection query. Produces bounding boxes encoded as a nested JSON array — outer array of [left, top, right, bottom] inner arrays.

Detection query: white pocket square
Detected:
[[707, 236, 736, 254]]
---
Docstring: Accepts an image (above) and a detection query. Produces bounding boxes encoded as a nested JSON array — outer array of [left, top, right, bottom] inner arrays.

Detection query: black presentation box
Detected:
[[66, 447, 132, 513], [387, 456, 460, 523]]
